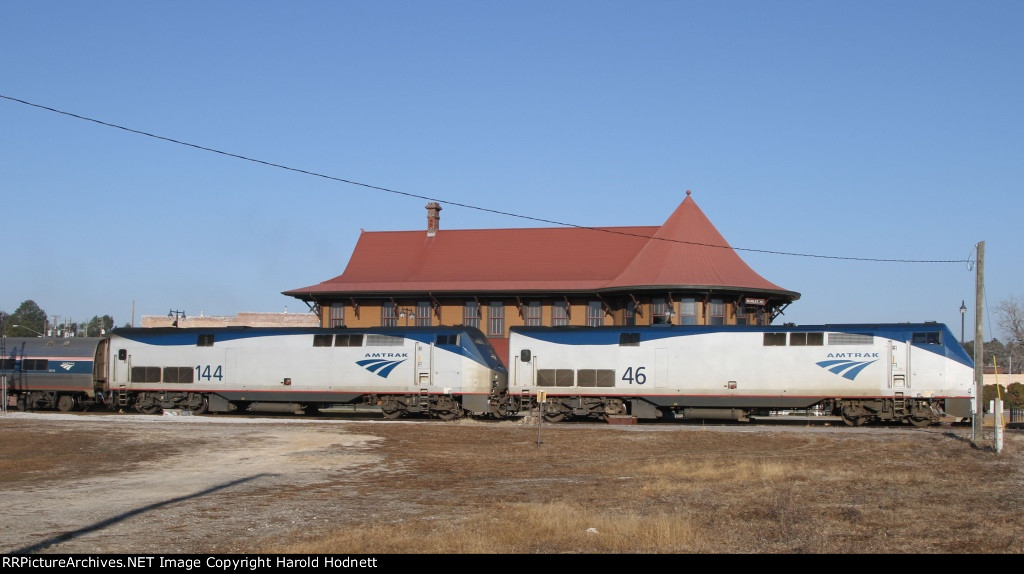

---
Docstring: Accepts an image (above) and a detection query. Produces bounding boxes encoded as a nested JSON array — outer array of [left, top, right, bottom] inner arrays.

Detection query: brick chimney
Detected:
[[426, 202, 442, 237]]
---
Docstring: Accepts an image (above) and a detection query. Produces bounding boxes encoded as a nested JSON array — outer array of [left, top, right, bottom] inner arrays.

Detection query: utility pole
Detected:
[[1, 314, 6, 414], [972, 241, 985, 445]]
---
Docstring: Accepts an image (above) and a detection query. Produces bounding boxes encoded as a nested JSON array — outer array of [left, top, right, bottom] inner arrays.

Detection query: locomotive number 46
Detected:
[[196, 365, 224, 381], [621, 366, 647, 385]]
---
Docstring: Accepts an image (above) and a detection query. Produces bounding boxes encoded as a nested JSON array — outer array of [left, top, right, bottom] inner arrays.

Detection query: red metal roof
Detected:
[[604, 193, 791, 293], [284, 193, 797, 299]]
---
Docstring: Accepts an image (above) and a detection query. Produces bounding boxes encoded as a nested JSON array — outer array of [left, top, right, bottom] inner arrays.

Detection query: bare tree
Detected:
[[995, 296, 1024, 374], [996, 296, 1024, 343]]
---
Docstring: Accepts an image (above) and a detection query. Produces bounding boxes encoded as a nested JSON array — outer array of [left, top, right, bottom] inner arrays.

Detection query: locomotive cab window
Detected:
[[313, 334, 333, 347], [912, 332, 940, 345], [763, 333, 787, 346], [197, 334, 214, 347], [435, 334, 459, 346], [619, 333, 640, 346]]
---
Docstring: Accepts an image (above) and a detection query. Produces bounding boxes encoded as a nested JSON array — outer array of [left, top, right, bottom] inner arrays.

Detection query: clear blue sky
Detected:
[[2, 1, 1021, 341]]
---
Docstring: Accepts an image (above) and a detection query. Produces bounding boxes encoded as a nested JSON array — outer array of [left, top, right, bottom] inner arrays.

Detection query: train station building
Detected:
[[283, 190, 800, 362]]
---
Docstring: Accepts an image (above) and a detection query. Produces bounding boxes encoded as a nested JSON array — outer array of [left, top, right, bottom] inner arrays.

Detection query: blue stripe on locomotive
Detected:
[[510, 323, 972, 368], [111, 326, 506, 373]]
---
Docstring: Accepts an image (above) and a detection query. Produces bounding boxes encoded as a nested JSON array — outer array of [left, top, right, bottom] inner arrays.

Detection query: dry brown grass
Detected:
[[261, 419, 1024, 554], [2, 413, 1022, 554]]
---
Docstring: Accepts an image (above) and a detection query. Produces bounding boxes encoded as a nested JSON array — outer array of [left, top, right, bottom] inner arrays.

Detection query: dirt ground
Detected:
[[1, 410, 1022, 555]]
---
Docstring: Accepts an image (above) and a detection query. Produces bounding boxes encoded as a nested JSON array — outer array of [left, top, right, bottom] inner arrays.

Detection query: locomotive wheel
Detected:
[[492, 401, 511, 418], [138, 403, 161, 415], [543, 412, 566, 423], [379, 397, 403, 419], [191, 395, 209, 415], [435, 404, 464, 421], [57, 395, 76, 413], [841, 413, 865, 427], [908, 417, 932, 428]]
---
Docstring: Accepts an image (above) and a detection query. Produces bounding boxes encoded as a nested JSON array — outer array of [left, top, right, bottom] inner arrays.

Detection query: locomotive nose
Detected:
[[492, 371, 508, 392]]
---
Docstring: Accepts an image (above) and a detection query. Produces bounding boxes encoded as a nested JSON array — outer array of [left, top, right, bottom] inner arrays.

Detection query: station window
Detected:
[[652, 298, 671, 324], [586, 301, 604, 327], [736, 301, 759, 326], [381, 302, 398, 327], [416, 302, 432, 327], [463, 301, 480, 329], [329, 305, 345, 327], [488, 302, 504, 336], [552, 301, 570, 326], [625, 300, 637, 326], [525, 301, 542, 326], [709, 299, 725, 325], [678, 298, 697, 325]]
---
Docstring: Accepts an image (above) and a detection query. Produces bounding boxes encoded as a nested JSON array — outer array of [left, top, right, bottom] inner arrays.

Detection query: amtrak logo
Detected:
[[816, 359, 877, 381], [60, 362, 75, 371], [356, 358, 407, 378]]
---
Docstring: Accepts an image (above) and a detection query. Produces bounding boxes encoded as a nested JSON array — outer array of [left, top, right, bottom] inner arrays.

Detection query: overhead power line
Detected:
[[1, 93, 969, 264]]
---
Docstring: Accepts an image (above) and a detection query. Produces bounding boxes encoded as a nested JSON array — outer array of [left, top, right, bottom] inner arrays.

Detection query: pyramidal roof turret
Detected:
[[602, 191, 795, 296]]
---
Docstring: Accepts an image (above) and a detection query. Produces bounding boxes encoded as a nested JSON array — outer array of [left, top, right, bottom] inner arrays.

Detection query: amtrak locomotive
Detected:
[[2, 326, 509, 420], [506, 322, 975, 426], [3, 322, 975, 427]]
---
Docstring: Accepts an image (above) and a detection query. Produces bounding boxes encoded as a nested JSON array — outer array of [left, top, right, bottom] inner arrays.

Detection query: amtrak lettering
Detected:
[[816, 358, 878, 381], [825, 353, 880, 359], [356, 357, 408, 378], [362, 353, 409, 358]]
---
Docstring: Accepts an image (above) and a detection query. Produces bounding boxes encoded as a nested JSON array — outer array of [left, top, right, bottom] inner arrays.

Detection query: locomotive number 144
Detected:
[[196, 365, 223, 381]]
